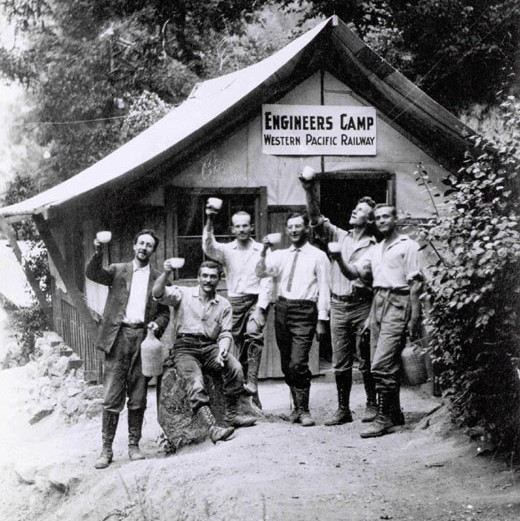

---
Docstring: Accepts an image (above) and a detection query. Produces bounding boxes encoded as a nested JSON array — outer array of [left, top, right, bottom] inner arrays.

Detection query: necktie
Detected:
[[286, 249, 300, 293]]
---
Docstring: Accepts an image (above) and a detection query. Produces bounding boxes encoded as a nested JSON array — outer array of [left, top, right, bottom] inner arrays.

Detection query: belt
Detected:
[[176, 333, 212, 341], [374, 287, 409, 296], [331, 292, 371, 303], [121, 322, 144, 329], [278, 296, 315, 305], [228, 294, 258, 302]]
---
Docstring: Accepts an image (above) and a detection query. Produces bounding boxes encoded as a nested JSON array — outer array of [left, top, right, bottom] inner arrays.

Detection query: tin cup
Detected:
[[328, 242, 341, 253], [266, 232, 282, 245], [96, 231, 112, 244], [167, 257, 185, 269], [300, 165, 316, 181], [207, 197, 223, 211]]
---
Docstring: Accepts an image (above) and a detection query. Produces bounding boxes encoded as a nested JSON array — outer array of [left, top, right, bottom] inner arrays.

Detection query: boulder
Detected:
[[84, 399, 104, 419], [81, 384, 104, 400], [158, 363, 259, 451], [29, 403, 55, 424]]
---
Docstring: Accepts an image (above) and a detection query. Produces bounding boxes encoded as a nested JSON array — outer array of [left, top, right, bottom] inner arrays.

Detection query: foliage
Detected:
[[0, 294, 50, 368], [120, 90, 173, 142], [287, 0, 520, 111], [418, 87, 520, 455], [0, 0, 291, 203]]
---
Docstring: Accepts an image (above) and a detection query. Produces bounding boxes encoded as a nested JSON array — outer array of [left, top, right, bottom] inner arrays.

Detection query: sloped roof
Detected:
[[0, 16, 474, 219]]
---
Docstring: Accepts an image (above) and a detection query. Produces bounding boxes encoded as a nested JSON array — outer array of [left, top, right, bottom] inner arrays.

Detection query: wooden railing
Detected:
[[54, 294, 100, 382]]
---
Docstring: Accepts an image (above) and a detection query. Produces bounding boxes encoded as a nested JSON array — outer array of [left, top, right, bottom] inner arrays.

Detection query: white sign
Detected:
[[262, 104, 377, 156]]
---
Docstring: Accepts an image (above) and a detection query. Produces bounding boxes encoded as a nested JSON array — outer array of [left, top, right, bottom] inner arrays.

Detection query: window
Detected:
[[167, 187, 267, 279]]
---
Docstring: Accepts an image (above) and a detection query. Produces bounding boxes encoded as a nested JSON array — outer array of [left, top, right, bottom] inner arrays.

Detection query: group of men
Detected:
[[86, 171, 422, 470]]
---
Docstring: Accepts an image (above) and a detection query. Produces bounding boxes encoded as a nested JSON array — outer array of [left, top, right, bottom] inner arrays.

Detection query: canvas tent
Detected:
[[0, 16, 475, 381]]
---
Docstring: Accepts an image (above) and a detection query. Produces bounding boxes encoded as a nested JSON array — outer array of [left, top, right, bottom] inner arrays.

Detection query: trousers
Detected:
[[103, 326, 149, 414], [173, 337, 244, 411], [370, 290, 410, 392], [274, 298, 317, 390], [330, 298, 372, 375], [228, 295, 266, 373]]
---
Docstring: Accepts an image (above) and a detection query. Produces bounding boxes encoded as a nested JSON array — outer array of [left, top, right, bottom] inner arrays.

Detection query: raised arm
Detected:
[[152, 260, 176, 300], [300, 177, 321, 226], [202, 209, 226, 263], [330, 249, 362, 280], [85, 239, 114, 286]]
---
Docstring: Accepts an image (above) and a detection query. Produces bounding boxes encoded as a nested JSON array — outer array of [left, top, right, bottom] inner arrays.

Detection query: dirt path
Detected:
[[0, 367, 518, 521]]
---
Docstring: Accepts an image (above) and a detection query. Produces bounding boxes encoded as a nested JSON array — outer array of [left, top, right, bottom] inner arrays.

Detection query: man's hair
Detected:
[[357, 196, 376, 220], [374, 203, 397, 217], [198, 260, 223, 278], [231, 211, 252, 224], [133, 229, 159, 252], [286, 211, 309, 226]]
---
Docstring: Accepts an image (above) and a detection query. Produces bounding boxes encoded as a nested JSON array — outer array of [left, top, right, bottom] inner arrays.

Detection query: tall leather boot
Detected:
[[296, 387, 315, 427], [243, 351, 261, 396], [128, 409, 146, 461], [360, 392, 394, 438], [288, 386, 302, 423], [94, 411, 119, 469], [390, 389, 405, 426], [198, 405, 235, 443], [325, 372, 353, 425], [361, 372, 378, 423], [252, 391, 263, 410], [224, 395, 257, 428]]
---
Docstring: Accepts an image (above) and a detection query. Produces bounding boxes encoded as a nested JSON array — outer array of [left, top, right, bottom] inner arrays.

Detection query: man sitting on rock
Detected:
[[152, 260, 256, 443]]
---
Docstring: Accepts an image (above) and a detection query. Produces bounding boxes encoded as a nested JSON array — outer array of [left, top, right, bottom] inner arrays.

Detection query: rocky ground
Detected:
[[0, 331, 519, 521]]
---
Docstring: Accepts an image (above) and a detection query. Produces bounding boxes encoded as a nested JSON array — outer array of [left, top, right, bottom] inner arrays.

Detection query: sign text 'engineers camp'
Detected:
[[262, 105, 377, 156]]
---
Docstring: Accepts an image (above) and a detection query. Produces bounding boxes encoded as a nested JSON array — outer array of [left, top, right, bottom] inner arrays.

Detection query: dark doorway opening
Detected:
[[319, 176, 390, 231]]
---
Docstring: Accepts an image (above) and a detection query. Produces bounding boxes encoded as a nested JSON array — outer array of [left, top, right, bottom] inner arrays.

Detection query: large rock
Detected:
[[158, 362, 260, 451]]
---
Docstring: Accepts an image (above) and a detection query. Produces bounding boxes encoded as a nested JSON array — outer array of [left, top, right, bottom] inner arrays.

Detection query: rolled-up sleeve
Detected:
[[202, 228, 227, 264], [263, 250, 283, 277], [257, 276, 273, 309], [353, 248, 373, 281], [217, 303, 233, 343], [154, 285, 183, 307], [316, 251, 331, 321], [311, 217, 341, 244], [404, 241, 423, 283]]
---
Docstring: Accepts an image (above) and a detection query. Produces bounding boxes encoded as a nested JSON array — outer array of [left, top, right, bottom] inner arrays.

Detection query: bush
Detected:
[[419, 88, 520, 457], [1, 295, 51, 368]]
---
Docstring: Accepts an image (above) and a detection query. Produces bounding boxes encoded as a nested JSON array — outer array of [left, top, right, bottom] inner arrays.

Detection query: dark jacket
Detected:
[[86, 252, 170, 354]]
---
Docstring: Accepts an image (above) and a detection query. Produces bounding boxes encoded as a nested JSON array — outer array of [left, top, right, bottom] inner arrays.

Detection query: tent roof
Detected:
[[0, 16, 474, 219]]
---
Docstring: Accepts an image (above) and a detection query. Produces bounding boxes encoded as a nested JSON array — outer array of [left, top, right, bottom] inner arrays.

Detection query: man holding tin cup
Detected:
[[203, 198, 273, 408], [256, 211, 331, 426], [300, 167, 378, 426], [86, 229, 170, 469]]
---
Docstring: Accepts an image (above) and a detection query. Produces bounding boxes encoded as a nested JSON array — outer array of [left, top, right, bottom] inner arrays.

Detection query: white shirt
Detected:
[[156, 286, 233, 342], [202, 231, 273, 309], [259, 242, 330, 320], [123, 262, 150, 324], [355, 234, 421, 289]]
